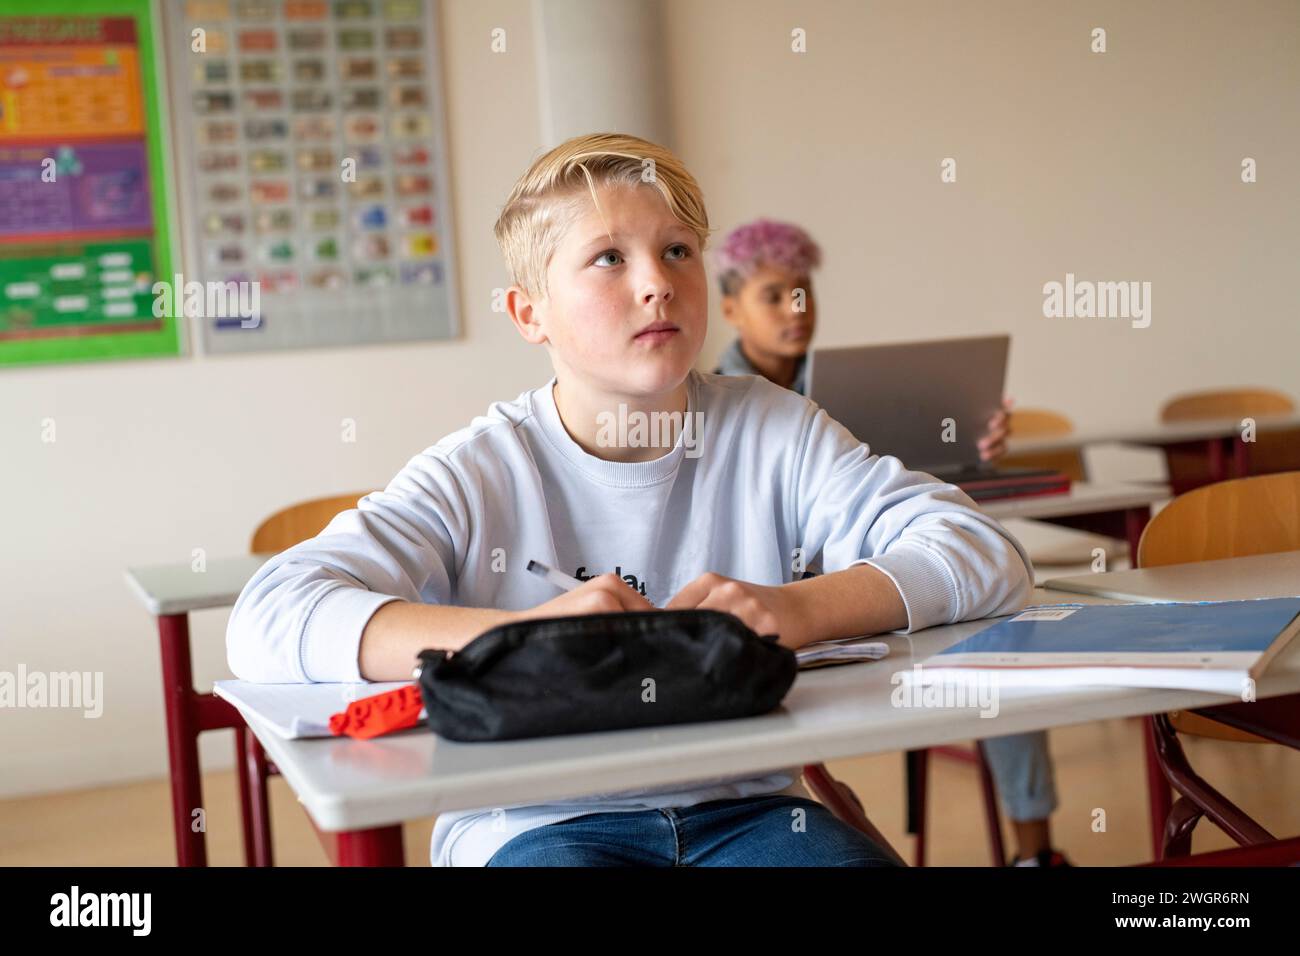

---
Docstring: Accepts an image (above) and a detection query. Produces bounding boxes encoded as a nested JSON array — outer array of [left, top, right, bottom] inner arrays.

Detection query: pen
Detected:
[[526, 559, 584, 593]]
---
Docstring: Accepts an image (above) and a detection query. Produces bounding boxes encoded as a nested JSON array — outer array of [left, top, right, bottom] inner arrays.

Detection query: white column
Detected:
[[532, 0, 671, 148]]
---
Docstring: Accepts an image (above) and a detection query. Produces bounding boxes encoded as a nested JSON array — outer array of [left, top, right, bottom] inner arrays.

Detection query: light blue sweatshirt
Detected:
[[226, 369, 1033, 864]]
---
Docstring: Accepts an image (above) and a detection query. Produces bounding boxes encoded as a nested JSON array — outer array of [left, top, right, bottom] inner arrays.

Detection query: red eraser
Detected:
[[329, 684, 424, 739]]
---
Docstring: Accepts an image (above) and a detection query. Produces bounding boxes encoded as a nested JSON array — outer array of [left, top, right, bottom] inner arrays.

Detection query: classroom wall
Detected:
[[668, 0, 1299, 455], [3, 0, 1297, 798], [0, 0, 552, 798]]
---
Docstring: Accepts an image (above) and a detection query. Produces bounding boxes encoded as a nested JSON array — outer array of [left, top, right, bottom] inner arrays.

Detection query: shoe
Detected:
[[1010, 849, 1072, 867]]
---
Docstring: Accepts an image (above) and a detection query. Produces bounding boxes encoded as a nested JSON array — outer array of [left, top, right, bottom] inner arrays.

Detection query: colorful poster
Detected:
[[0, 1, 180, 365], [165, 0, 459, 354]]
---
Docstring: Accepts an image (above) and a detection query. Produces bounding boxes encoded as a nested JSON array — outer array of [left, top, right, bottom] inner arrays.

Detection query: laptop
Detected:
[[805, 335, 1070, 501]]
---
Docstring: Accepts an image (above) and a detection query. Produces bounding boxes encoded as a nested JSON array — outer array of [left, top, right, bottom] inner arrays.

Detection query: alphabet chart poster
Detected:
[[164, 0, 459, 354], [0, 0, 181, 366]]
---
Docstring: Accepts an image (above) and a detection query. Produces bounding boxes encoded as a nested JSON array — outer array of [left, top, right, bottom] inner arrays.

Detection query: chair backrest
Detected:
[[1160, 388, 1294, 422], [1001, 407, 1087, 481], [251, 491, 373, 553], [1137, 471, 1300, 568], [1137, 471, 1300, 742]]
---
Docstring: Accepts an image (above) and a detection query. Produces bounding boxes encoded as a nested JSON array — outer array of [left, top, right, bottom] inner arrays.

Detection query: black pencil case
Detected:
[[416, 609, 797, 742]]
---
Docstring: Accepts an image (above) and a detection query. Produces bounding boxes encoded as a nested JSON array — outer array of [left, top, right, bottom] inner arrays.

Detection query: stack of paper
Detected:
[[214, 679, 414, 739], [903, 598, 1300, 695]]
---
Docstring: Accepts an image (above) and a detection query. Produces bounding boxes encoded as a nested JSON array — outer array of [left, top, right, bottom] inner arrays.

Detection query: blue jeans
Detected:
[[980, 731, 1059, 822], [486, 795, 900, 866]]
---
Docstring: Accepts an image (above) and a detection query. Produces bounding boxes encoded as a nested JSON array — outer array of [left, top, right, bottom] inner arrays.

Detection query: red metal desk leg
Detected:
[[158, 611, 264, 866], [1125, 505, 1151, 559], [1206, 437, 1227, 484], [1231, 435, 1251, 479], [158, 612, 208, 867], [308, 813, 406, 866], [1041, 506, 1150, 562], [233, 727, 275, 867], [243, 727, 275, 866], [334, 827, 406, 866]]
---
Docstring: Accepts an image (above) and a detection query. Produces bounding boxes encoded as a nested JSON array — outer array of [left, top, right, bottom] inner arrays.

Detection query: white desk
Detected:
[[229, 583, 1300, 857], [1044, 551, 1300, 604], [997, 518, 1129, 577], [133, 537, 1285, 868], [981, 481, 1167, 558], [980, 481, 1165, 522], [1007, 412, 1300, 498], [125, 554, 271, 615], [1006, 413, 1300, 457]]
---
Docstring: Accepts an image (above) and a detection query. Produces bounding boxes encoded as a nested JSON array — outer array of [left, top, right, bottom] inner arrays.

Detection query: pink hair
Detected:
[[713, 218, 822, 293]]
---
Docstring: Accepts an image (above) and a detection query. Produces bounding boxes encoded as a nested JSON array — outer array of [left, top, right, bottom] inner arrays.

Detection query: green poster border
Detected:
[[0, 0, 181, 366]]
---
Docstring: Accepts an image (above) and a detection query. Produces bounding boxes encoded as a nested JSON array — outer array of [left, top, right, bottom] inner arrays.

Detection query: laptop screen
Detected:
[[806, 335, 1009, 473]]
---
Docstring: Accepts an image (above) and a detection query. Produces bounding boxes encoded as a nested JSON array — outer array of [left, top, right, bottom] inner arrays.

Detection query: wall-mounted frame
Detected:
[[162, 0, 460, 355], [0, 0, 182, 367]]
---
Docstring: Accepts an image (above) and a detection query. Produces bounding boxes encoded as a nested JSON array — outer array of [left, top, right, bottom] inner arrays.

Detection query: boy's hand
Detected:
[[516, 572, 657, 620], [665, 572, 812, 649], [977, 396, 1014, 462]]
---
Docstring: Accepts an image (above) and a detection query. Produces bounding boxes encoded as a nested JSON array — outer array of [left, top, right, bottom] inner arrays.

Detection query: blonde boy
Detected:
[[227, 133, 1033, 866]]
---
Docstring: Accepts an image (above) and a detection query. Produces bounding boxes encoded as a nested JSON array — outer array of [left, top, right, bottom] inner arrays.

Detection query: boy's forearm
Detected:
[[787, 563, 908, 644], [358, 564, 910, 678], [359, 601, 520, 681]]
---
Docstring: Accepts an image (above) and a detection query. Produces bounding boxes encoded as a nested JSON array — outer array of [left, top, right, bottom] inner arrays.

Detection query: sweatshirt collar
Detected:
[[530, 371, 699, 487]]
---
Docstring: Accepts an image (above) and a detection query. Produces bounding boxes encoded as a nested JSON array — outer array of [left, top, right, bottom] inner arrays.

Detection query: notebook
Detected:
[[214, 679, 413, 739], [902, 597, 1300, 695]]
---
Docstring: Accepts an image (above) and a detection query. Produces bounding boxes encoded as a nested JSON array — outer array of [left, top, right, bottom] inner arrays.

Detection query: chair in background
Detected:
[[1001, 407, 1088, 482], [1137, 471, 1300, 861], [1002, 406, 1128, 565], [1159, 388, 1298, 495], [250, 492, 371, 554]]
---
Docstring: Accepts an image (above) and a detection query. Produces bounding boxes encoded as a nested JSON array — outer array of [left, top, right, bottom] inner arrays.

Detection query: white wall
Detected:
[[3, 0, 1297, 798], [669, 0, 1299, 433]]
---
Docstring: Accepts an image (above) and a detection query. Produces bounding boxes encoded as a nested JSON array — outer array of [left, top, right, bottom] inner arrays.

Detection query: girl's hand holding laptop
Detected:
[[977, 396, 1015, 462]]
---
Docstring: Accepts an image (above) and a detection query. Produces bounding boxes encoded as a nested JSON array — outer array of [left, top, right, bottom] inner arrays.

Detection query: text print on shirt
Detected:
[[575, 565, 649, 598]]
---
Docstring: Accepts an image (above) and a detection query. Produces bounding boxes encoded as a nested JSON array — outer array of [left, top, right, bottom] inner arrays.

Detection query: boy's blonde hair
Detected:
[[493, 132, 710, 298]]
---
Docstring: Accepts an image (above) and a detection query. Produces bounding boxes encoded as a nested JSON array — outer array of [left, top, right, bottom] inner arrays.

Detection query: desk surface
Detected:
[[125, 554, 270, 615], [1006, 412, 1300, 456], [979, 481, 1166, 520], [1044, 550, 1300, 603], [231, 583, 1300, 833]]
